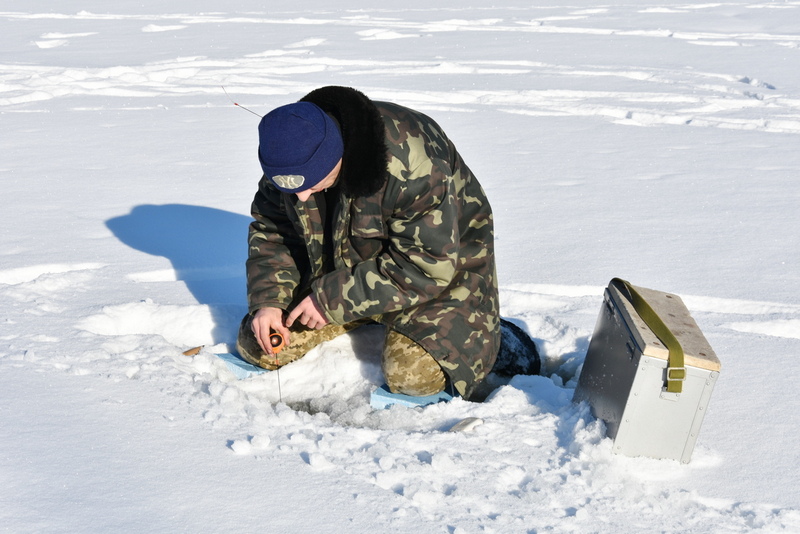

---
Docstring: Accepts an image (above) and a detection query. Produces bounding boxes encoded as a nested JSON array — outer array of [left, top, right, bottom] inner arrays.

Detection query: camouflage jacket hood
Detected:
[[246, 86, 499, 397]]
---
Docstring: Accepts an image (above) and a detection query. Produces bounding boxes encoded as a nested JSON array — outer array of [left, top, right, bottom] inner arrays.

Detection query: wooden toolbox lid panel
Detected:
[[607, 283, 721, 372]]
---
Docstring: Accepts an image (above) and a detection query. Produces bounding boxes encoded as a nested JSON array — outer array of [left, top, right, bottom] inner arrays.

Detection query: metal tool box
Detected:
[[573, 280, 721, 463]]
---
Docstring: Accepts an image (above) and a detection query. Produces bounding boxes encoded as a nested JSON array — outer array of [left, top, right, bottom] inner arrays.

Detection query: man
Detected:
[[236, 85, 500, 399]]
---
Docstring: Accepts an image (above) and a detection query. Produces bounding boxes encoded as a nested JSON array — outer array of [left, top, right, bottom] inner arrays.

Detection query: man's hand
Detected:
[[251, 307, 291, 355], [286, 295, 329, 330]]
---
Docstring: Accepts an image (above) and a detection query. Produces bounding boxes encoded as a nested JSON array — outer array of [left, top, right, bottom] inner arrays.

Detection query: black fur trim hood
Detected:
[[300, 86, 388, 198]]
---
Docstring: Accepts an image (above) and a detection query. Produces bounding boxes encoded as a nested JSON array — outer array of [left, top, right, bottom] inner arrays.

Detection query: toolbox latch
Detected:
[[659, 389, 681, 402], [667, 366, 686, 383], [661, 367, 686, 401]]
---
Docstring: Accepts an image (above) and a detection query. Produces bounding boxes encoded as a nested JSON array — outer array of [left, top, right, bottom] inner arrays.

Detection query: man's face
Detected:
[[295, 159, 342, 202]]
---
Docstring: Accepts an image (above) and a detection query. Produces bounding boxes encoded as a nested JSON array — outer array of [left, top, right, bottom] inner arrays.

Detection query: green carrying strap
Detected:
[[611, 278, 686, 393]]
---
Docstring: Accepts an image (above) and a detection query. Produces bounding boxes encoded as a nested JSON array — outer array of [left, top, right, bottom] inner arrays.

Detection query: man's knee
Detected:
[[382, 330, 446, 397]]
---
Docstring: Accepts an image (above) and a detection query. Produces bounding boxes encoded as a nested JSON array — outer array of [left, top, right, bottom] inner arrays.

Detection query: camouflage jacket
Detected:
[[246, 86, 499, 397]]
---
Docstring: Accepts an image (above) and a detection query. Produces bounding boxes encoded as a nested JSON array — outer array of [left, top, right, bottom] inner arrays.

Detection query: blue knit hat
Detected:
[[257, 102, 344, 193]]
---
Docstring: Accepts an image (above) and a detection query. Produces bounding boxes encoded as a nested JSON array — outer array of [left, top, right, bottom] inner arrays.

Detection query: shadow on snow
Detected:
[[106, 203, 250, 344]]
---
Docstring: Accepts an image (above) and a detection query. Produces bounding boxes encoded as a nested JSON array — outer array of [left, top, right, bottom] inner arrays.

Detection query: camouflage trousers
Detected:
[[236, 314, 446, 396]]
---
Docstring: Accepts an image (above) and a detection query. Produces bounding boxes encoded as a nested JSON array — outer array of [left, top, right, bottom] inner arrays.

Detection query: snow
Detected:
[[2, 1, 800, 532]]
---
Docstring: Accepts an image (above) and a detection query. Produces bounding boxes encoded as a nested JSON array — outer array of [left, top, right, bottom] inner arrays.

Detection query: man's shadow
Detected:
[[106, 204, 251, 344]]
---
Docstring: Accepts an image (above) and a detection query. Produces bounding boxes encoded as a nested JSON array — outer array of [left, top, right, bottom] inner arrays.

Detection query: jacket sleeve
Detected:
[[245, 178, 307, 313], [312, 160, 460, 324]]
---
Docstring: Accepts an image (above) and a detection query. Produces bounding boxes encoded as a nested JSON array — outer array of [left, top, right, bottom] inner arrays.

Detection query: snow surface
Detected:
[[2, 1, 800, 532]]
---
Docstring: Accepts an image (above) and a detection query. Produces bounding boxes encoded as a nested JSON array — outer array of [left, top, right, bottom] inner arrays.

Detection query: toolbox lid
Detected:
[[607, 282, 721, 372]]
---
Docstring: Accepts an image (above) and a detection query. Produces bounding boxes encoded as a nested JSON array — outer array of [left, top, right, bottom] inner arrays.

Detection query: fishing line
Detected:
[[221, 86, 263, 118], [270, 332, 286, 404]]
